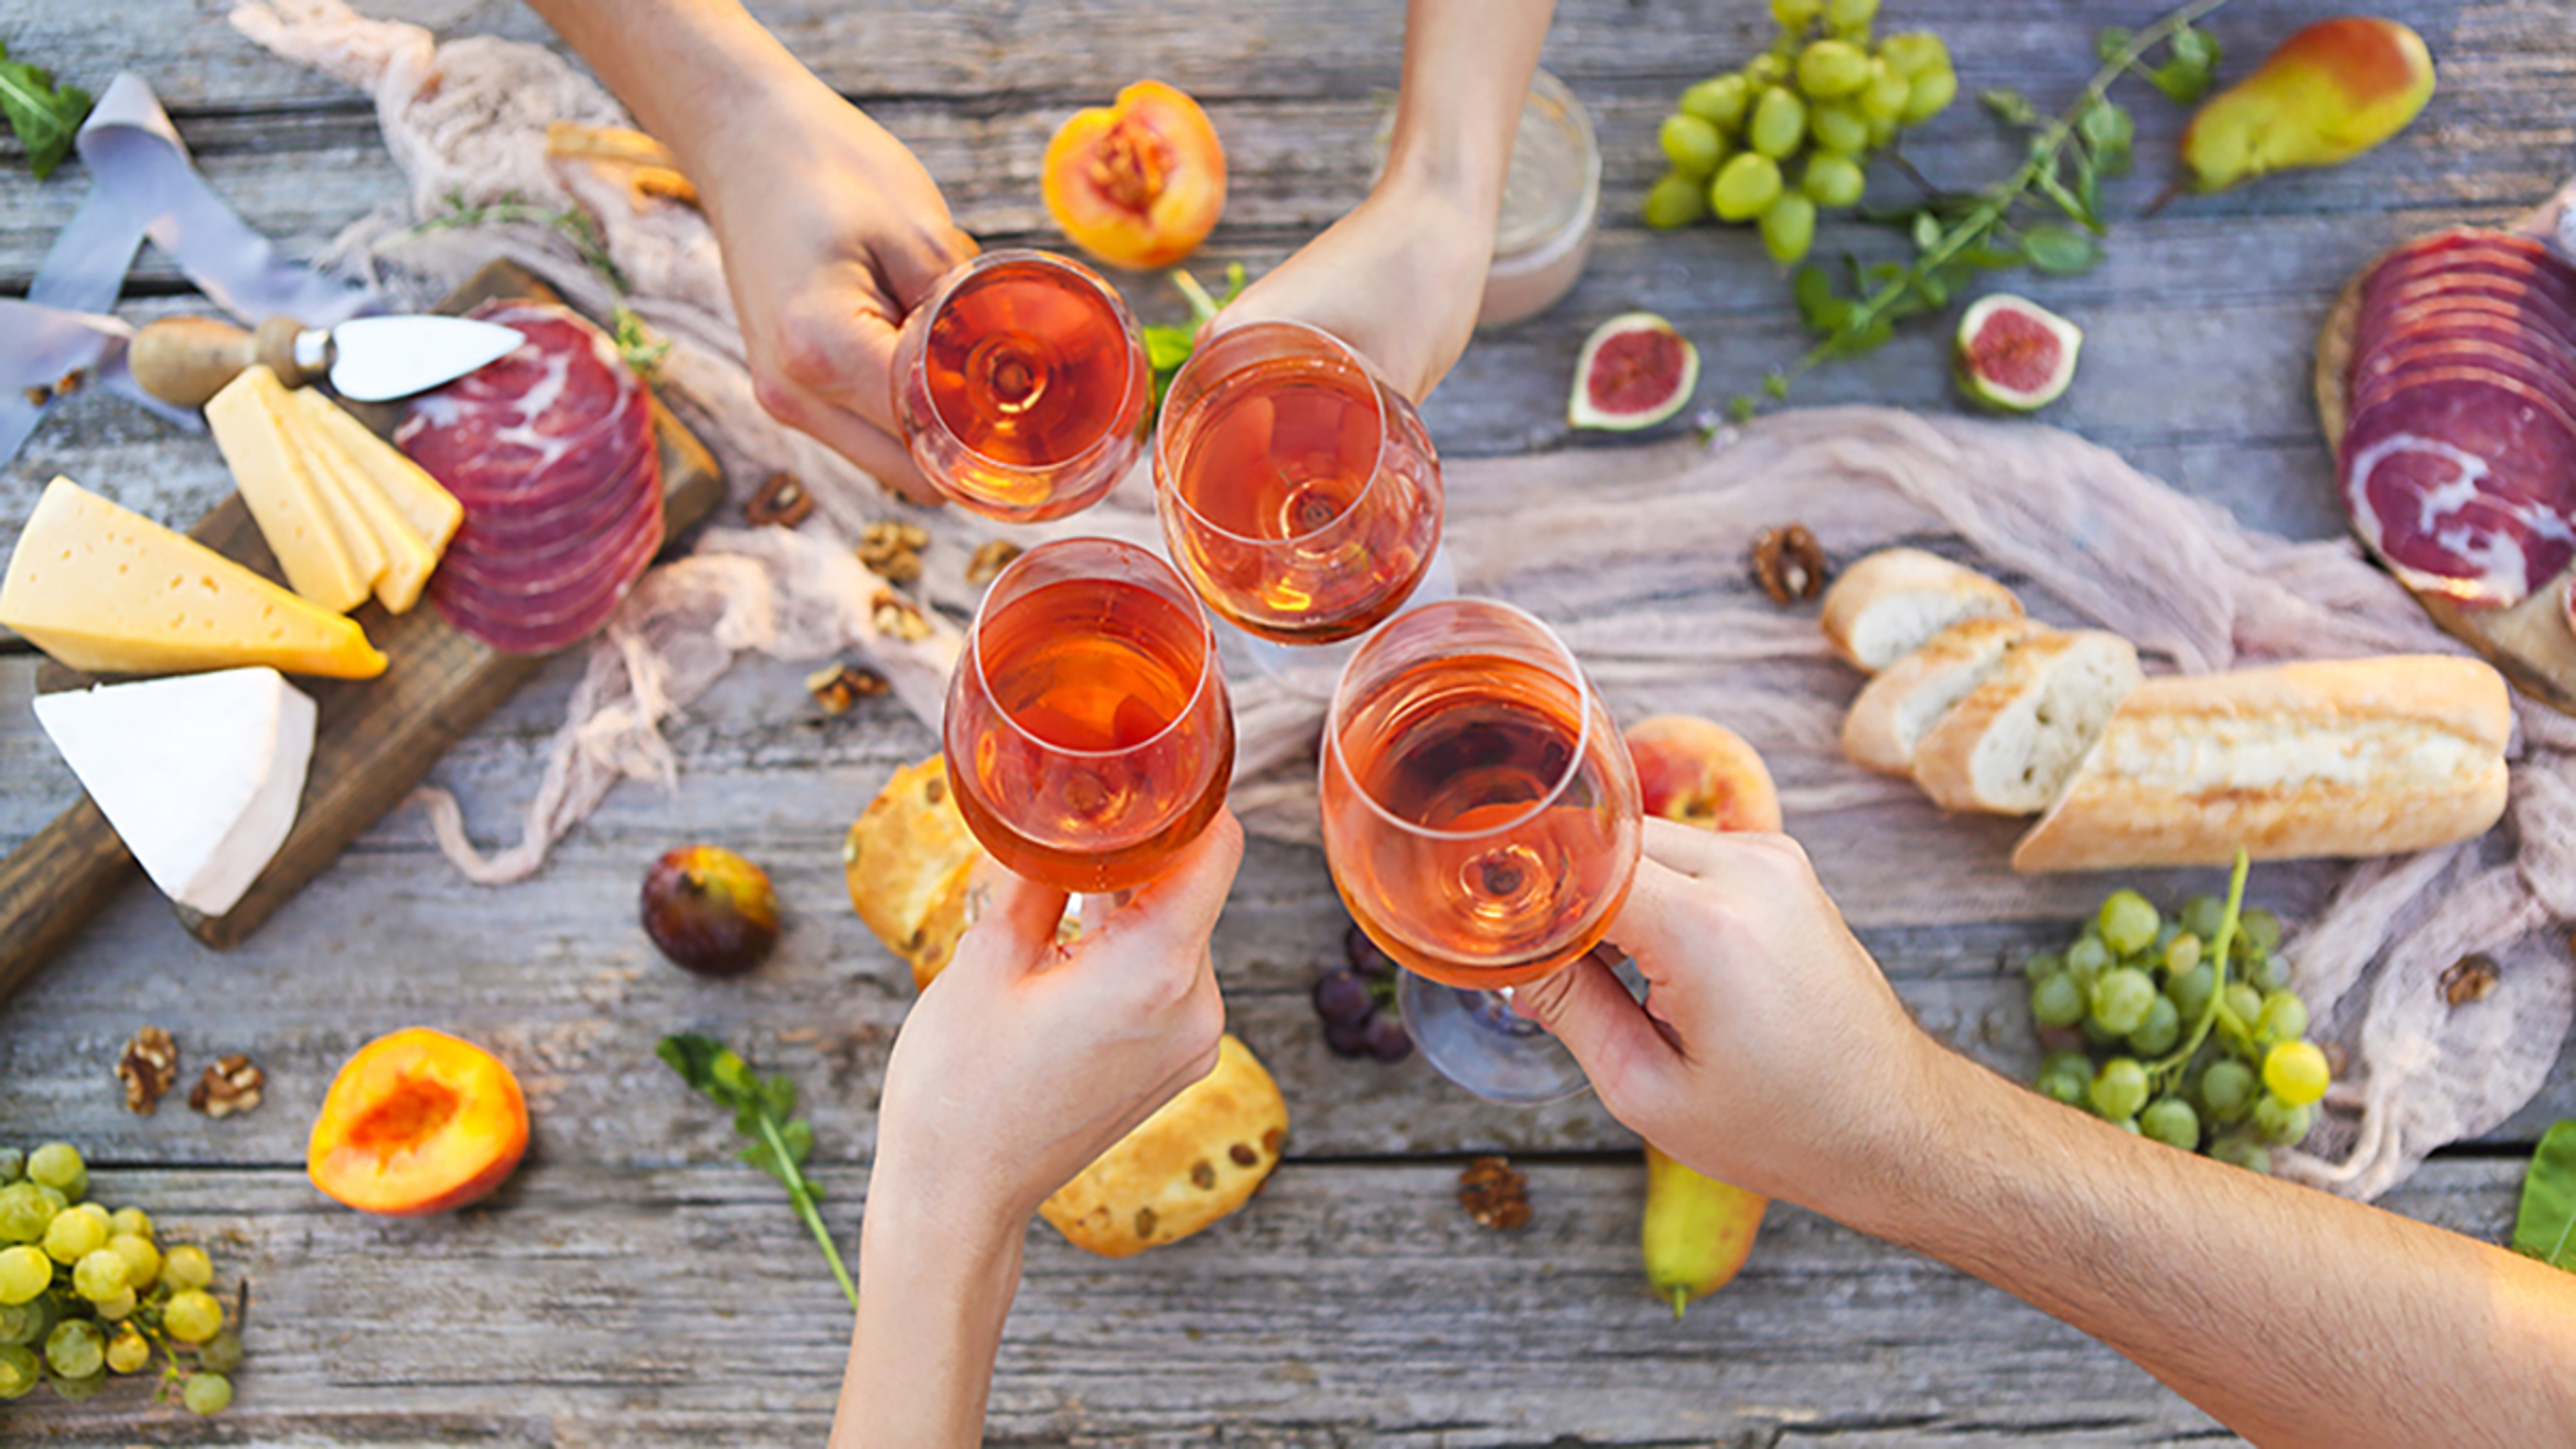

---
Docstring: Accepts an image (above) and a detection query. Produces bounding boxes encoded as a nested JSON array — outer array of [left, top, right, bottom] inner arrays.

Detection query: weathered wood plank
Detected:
[[0, 1157, 2528, 1444]]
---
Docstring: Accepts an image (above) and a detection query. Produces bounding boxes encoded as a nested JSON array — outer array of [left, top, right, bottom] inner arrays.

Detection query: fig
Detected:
[[641, 845, 780, 977], [1567, 313, 1699, 431], [1953, 293, 2082, 413], [1041, 80, 1227, 271], [2182, 19, 2434, 194]]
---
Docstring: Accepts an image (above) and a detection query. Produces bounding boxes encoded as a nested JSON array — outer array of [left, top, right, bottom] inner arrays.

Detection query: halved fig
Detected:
[[1042, 80, 1227, 271], [1955, 293, 2082, 413], [1568, 312, 1700, 431]]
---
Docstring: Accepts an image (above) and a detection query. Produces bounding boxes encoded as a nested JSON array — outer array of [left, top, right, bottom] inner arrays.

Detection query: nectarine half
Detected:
[[307, 1028, 528, 1216]]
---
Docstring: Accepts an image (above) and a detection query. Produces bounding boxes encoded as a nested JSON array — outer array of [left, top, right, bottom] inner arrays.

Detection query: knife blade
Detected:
[[128, 313, 525, 409]]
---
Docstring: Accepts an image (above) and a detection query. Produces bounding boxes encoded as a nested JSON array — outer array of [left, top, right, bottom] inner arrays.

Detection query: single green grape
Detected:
[[2096, 890, 2160, 956], [1644, 171, 1711, 229], [1747, 54, 1790, 88], [164, 1288, 224, 1344], [50, 1370, 104, 1402], [1679, 74, 1752, 131], [42, 1205, 106, 1266], [1858, 58, 1911, 121], [2127, 995, 2182, 1058], [1825, 0, 1878, 28], [0, 1246, 50, 1305], [70, 1247, 127, 1303], [2241, 908, 2283, 954], [2252, 1092, 2316, 1146], [2088, 967, 2157, 1036], [106, 1232, 158, 1291], [2255, 991, 2310, 1045], [2165, 962, 2217, 1026], [23, 1144, 83, 1197], [1660, 113, 1727, 178], [1867, 110, 1898, 148], [2220, 983, 2265, 1036], [2029, 971, 2086, 1029], [0, 1183, 52, 1245], [2243, 949, 2290, 994], [2089, 1057, 2150, 1120], [90, 1287, 136, 1322], [2198, 1058, 2257, 1122], [0, 1149, 21, 1187], [2263, 1039, 2331, 1108], [184, 1371, 235, 1415], [1770, 0, 1823, 28], [1795, 39, 1871, 99], [0, 1342, 35, 1399], [2161, 932, 2202, 977], [107, 1207, 151, 1242], [162, 1244, 213, 1293], [2141, 1096, 2202, 1151], [1748, 87, 1807, 159], [1877, 30, 1949, 78], [2038, 1067, 2089, 1108], [44, 1318, 104, 1379], [2065, 936, 2110, 980], [0, 1302, 36, 1348], [2210, 1132, 2272, 1175], [1802, 152, 1866, 207], [1900, 66, 1959, 125], [2021, 950, 2065, 985], [198, 1328, 246, 1373], [104, 1326, 150, 1375], [2111, 1116, 2142, 1134], [1710, 152, 1784, 222], [2180, 894, 2224, 941], [1758, 192, 1817, 264], [1807, 103, 1870, 157]]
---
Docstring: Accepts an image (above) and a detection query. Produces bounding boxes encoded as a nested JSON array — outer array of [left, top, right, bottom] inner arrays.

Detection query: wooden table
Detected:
[[2, 1, 2569, 1442]]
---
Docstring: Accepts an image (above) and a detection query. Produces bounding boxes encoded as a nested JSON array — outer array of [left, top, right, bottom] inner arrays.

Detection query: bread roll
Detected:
[[1841, 616, 2041, 775], [2011, 655, 2511, 872], [843, 755, 985, 989], [1914, 629, 2143, 814], [1819, 547, 2024, 672], [1040, 1034, 1289, 1258]]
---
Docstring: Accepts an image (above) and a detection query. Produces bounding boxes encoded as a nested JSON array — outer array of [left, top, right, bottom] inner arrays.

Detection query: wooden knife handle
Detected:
[[129, 315, 314, 407], [0, 798, 138, 1007]]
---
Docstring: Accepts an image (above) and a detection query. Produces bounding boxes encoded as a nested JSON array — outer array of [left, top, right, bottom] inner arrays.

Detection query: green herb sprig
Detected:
[[658, 1032, 856, 1309], [612, 304, 671, 380], [413, 189, 629, 291], [2514, 1120, 2576, 1272], [0, 40, 93, 180], [1142, 262, 1246, 405]]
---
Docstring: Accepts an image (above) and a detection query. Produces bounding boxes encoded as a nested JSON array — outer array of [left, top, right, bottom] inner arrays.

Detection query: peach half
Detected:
[[1623, 714, 1783, 833], [307, 1028, 529, 1216], [1042, 80, 1227, 271]]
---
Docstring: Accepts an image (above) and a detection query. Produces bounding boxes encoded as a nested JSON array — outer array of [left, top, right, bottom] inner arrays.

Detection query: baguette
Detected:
[[2011, 655, 2511, 872], [1841, 616, 2041, 775], [1819, 548, 2024, 672], [1914, 630, 2143, 814]]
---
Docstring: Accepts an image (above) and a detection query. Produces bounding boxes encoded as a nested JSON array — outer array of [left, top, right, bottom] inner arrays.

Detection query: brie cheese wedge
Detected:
[[32, 667, 318, 917]]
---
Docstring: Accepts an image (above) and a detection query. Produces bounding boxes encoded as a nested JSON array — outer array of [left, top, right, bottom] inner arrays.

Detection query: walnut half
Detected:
[[117, 1027, 178, 1116], [1752, 523, 1829, 604], [1457, 1155, 1532, 1230], [189, 1055, 266, 1120]]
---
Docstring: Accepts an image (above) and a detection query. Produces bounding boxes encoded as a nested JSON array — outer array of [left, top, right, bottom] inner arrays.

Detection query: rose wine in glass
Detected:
[[1320, 599, 1640, 1102], [892, 250, 1152, 523], [1155, 320, 1442, 645], [944, 537, 1234, 895]]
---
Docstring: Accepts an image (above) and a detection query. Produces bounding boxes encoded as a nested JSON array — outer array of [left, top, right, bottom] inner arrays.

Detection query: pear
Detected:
[[2182, 18, 2434, 193]]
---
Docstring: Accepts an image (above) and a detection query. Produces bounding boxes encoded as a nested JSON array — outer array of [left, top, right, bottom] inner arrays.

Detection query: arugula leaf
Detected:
[[0, 41, 93, 180], [659, 1033, 857, 1309], [1140, 261, 1247, 404], [2078, 100, 2136, 176], [2514, 1120, 2576, 1271], [2021, 223, 2104, 276]]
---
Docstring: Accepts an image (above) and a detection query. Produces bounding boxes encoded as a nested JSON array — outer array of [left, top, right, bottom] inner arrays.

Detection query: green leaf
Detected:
[[762, 1073, 796, 1122], [2021, 223, 2104, 275], [2145, 24, 2222, 105], [1910, 211, 1943, 253], [2032, 165, 2103, 233], [2096, 27, 2135, 63], [1791, 265, 1853, 335], [1762, 370, 1790, 401], [2078, 101, 2135, 177], [1980, 89, 2039, 127], [1726, 394, 1758, 423], [2514, 1120, 2576, 1271], [656, 1033, 728, 1095], [0, 43, 94, 180], [1142, 325, 1196, 372]]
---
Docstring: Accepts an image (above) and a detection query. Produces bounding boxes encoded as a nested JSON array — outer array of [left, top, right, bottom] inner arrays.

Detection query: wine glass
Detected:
[[943, 537, 1234, 895], [1318, 598, 1642, 1102], [891, 249, 1152, 523], [1153, 320, 1444, 647]]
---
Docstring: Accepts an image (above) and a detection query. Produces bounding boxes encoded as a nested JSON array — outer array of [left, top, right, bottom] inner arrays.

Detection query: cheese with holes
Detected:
[[33, 667, 317, 916], [206, 366, 370, 612], [0, 477, 387, 678], [290, 408, 440, 613], [287, 387, 463, 555]]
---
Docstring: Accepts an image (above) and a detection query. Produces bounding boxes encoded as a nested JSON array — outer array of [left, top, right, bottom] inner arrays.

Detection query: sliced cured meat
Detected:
[[2365, 228, 2576, 299], [396, 302, 644, 485], [2341, 376, 2576, 606], [2354, 345, 2576, 425], [439, 491, 664, 593], [433, 566, 635, 656], [442, 445, 657, 553], [2351, 363, 2576, 443], [2359, 297, 2576, 364], [432, 502, 663, 624], [2361, 276, 2576, 350]]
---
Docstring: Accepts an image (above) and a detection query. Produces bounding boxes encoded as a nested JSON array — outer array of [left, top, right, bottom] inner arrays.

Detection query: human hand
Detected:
[[867, 811, 1244, 1238], [1512, 820, 1946, 1211]]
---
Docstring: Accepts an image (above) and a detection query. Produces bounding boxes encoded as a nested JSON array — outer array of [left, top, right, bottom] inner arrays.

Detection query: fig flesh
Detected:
[[1568, 312, 1700, 431], [641, 845, 780, 977], [1954, 294, 2082, 413]]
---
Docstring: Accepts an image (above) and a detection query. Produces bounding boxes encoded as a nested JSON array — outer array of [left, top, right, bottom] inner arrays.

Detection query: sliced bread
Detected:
[[1819, 547, 2025, 672], [2010, 655, 2511, 871], [1841, 616, 2042, 775], [1913, 629, 2143, 814]]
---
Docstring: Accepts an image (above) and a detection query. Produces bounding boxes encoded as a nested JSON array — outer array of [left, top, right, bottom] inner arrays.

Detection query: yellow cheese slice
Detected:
[[286, 387, 463, 555], [287, 410, 439, 614], [0, 478, 387, 679], [205, 367, 370, 614], [294, 417, 388, 600]]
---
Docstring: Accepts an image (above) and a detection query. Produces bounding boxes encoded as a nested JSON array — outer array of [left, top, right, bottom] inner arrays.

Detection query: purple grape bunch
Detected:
[[1313, 923, 1412, 1063]]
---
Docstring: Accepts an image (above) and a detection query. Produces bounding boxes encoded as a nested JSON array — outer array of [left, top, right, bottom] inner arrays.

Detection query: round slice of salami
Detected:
[[2360, 275, 2576, 352], [2341, 375, 2576, 606], [396, 302, 643, 481], [2366, 228, 2576, 294], [409, 389, 655, 519], [432, 502, 665, 651], [440, 488, 665, 594], [2355, 342, 2576, 424], [2352, 362, 2576, 443], [2363, 261, 2576, 335], [436, 560, 641, 656], [443, 440, 659, 555], [2358, 294, 2576, 364]]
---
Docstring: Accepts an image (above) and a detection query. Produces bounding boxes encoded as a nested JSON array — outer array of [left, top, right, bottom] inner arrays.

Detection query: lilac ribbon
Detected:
[[1, 73, 372, 465]]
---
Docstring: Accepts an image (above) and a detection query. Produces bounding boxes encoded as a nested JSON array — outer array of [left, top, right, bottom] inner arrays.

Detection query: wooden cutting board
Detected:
[[2313, 202, 2576, 717], [0, 261, 722, 1001]]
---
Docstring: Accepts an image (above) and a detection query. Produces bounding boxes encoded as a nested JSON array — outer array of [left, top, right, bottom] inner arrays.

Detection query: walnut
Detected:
[[1457, 1155, 1532, 1231], [52, 369, 83, 399], [857, 521, 931, 582], [965, 539, 1024, 586], [805, 661, 891, 714], [870, 591, 933, 642], [2440, 954, 2499, 1008], [116, 1027, 178, 1116], [189, 1055, 265, 1120], [22, 386, 48, 409], [745, 471, 814, 528], [1752, 523, 1828, 604]]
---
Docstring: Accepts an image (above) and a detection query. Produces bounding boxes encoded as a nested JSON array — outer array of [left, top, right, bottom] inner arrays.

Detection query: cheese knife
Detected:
[[128, 313, 526, 410]]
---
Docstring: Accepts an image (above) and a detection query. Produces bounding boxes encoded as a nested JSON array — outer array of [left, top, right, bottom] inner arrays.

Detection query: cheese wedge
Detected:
[[0, 477, 388, 678], [289, 409, 439, 613], [206, 366, 371, 613], [286, 387, 463, 555], [33, 667, 317, 917]]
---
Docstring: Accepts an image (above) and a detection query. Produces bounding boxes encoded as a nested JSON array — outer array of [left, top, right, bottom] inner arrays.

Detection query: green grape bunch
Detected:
[[2019, 856, 2334, 1175], [0, 1142, 243, 1413], [1643, 0, 1959, 264]]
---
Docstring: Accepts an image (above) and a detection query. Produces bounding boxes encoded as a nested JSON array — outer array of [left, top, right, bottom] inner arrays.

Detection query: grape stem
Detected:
[[2149, 847, 2251, 1092]]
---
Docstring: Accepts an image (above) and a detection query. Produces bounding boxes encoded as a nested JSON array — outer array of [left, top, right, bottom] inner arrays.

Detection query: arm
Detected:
[[830, 813, 1244, 1449], [1516, 821, 2576, 1448], [1216, 0, 1556, 400], [524, 0, 973, 501]]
